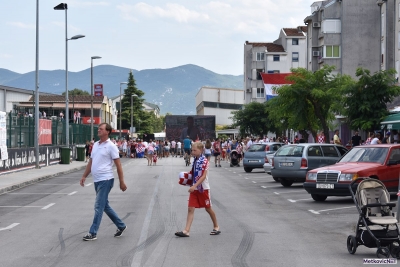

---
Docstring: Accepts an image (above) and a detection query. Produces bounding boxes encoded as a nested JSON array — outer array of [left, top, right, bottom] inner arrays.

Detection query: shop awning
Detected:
[[380, 113, 400, 129]]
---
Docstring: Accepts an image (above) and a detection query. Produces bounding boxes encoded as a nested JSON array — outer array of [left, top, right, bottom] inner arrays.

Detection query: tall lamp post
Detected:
[[131, 94, 138, 136], [119, 82, 128, 139], [34, 0, 40, 168], [90, 56, 101, 140], [54, 3, 85, 147]]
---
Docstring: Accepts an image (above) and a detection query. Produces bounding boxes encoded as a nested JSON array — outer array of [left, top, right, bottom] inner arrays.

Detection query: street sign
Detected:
[[94, 84, 103, 96]]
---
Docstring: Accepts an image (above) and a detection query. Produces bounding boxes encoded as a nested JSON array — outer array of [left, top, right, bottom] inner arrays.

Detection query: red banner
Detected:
[[39, 119, 52, 145], [82, 117, 101, 125], [94, 84, 103, 96]]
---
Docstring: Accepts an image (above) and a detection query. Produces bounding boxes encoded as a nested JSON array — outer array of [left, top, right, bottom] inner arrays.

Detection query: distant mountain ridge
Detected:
[[0, 64, 243, 115]]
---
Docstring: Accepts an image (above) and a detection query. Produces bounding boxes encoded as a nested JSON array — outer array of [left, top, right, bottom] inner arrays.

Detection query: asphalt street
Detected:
[[0, 156, 395, 267]]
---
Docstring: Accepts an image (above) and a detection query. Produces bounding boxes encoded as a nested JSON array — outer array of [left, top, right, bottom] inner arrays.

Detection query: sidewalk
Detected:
[[0, 160, 88, 195]]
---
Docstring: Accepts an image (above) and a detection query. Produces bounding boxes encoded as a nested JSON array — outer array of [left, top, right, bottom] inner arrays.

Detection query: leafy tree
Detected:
[[341, 68, 400, 132], [231, 101, 278, 137], [267, 66, 347, 142], [62, 88, 90, 96]]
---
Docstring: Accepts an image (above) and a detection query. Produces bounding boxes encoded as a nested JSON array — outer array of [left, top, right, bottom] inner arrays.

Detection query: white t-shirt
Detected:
[[90, 139, 120, 182], [370, 138, 380, 144], [177, 141, 181, 149]]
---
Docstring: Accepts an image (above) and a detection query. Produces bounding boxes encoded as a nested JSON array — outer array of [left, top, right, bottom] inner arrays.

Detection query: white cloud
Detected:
[[0, 54, 13, 59], [51, 21, 81, 33], [6, 22, 35, 29], [68, 1, 110, 8]]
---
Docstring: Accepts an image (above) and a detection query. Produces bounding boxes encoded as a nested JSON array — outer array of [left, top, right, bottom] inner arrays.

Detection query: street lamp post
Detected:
[[131, 94, 138, 136], [54, 3, 85, 148], [90, 56, 101, 140], [119, 82, 128, 139]]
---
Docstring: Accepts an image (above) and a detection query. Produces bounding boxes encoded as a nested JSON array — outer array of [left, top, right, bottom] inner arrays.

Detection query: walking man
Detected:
[[80, 122, 128, 241]]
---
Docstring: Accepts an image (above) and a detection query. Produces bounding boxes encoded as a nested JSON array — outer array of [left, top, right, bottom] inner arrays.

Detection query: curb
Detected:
[[0, 165, 87, 195]]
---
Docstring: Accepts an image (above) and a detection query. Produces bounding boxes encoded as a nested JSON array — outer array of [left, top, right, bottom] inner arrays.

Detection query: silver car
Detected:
[[271, 143, 348, 187], [243, 142, 284, 173]]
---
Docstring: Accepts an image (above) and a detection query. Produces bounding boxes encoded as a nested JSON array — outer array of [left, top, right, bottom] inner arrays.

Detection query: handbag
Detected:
[[178, 172, 193, 186]]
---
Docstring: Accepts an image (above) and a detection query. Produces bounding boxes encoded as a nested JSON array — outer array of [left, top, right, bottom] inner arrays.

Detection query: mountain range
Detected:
[[0, 64, 243, 115]]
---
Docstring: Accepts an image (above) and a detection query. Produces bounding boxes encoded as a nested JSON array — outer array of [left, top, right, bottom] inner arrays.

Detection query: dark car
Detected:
[[304, 145, 400, 201], [271, 143, 348, 187], [243, 142, 284, 173]]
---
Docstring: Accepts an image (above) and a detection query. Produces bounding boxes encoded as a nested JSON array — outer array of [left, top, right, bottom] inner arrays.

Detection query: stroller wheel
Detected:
[[389, 242, 400, 259], [376, 247, 390, 258], [347, 235, 357, 254], [230, 164, 233, 167]]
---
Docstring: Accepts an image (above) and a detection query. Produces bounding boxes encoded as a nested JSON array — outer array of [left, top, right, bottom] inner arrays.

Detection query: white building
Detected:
[[244, 27, 307, 104], [195, 86, 243, 126]]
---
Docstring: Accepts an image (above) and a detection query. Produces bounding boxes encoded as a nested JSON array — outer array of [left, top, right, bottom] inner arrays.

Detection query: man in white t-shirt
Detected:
[[80, 123, 127, 241], [176, 141, 182, 157]]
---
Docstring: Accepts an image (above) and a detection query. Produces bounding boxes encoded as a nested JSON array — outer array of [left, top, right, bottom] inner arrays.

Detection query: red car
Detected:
[[304, 144, 400, 201]]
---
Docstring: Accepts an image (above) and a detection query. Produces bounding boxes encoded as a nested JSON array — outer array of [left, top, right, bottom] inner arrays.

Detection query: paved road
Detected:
[[0, 157, 390, 266]]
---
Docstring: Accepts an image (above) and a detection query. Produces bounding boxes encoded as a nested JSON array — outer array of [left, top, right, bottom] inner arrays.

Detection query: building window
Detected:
[[256, 52, 264, 61], [321, 19, 341, 33], [292, 52, 299, 62], [256, 69, 264, 80], [324, 45, 340, 58], [292, 38, 299, 45], [273, 55, 280, 61], [256, 88, 264, 98], [267, 70, 280, 73]]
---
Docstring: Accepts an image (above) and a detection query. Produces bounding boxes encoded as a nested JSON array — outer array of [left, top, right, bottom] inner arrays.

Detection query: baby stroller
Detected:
[[347, 177, 400, 258], [230, 150, 240, 167]]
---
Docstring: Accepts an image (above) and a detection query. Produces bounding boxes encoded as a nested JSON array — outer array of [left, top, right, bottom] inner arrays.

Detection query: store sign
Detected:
[[82, 117, 101, 125]]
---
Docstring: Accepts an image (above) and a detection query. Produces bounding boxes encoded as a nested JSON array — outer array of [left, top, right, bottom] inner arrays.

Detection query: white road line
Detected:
[[85, 183, 92, 187], [7, 193, 70, 195], [35, 184, 75, 186], [245, 178, 249, 180], [252, 181, 257, 183], [0, 223, 20, 231], [68, 191, 77, 196], [238, 174, 242, 176], [0, 206, 43, 208], [42, 203, 55, 210], [309, 206, 355, 215], [233, 172, 237, 173], [288, 198, 312, 203], [273, 190, 301, 195]]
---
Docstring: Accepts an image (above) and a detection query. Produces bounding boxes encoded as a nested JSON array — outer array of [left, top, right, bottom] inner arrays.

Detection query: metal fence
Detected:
[[6, 113, 98, 148]]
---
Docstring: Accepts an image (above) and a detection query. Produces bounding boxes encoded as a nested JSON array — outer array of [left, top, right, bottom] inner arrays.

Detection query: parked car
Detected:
[[243, 142, 284, 173], [263, 153, 276, 176], [304, 144, 400, 202], [271, 143, 348, 187]]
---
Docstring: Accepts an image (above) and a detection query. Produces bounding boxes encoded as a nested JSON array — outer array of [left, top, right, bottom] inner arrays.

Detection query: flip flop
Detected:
[[175, 231, 189, 237], [210, 229, 221, 235]]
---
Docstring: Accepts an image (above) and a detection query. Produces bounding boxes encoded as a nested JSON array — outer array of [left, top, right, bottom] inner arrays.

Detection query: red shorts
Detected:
[[188, 190, 211, 208]]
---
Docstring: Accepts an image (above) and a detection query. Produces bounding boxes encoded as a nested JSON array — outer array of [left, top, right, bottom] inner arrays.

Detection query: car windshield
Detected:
[[248, 144, 266, 152], [339, 147, 388, 164], [275, 145, 304, 157]]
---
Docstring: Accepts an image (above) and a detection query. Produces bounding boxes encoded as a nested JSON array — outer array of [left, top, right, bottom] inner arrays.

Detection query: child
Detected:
[[152, 153, 157, 166], [175, 141, 220, 237]]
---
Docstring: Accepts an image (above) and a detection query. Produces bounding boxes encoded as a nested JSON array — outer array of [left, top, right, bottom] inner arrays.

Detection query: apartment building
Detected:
[[243, 27, 307, 104], [304, 0, 381, 76]]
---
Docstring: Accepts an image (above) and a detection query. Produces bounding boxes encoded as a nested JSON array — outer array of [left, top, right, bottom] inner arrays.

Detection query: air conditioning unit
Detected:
[[246, 88, 252, 93], [312, 51, 320, 57], [313, 22, 321, 28]]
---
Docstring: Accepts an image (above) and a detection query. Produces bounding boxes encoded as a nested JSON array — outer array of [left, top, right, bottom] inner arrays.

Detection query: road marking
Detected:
[[261, 186, 281, 189], [42, 203, 55, 210], [252, 181, 257, 183], [0, 223, 20, 231], [85, 183, 92, 187], [35, 184, 75, 186], [0, 206, 43, 208], [238, 174, 242, 176], [68, 191, 77, 196], [288, 198, 312, 203], [7, 193, 70, 195], [274, 190, 301, 195], [233, 172, 237, 173], [309, 206, 354, 214], [245, 178, 249, 180]]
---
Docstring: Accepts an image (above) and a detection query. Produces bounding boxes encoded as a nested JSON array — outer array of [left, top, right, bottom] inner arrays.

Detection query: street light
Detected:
[[54, 3, 85, 148], [119, 82, 128, 139], [90, 56, 101, 140], [131, 94, 138, 136]]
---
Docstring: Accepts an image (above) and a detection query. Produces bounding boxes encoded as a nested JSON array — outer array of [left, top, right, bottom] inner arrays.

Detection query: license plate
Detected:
[[316, 184, 334, 189], [248, 160, 260, 163], [280, 162, 293, 167]]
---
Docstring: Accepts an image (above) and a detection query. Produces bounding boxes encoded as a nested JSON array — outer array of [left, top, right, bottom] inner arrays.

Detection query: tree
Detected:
[[121, 71, 146, 133], [267, 66, 347, 143], [341, 68, 400, 132], [62, 88, 89, 96], [231, 101, 278, 137]]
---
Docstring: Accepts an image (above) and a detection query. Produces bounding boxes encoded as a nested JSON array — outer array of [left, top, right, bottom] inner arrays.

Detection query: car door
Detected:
[[307, 145, 323, 170], [381, 147, 400, 190], [320, 145, 341, 166]]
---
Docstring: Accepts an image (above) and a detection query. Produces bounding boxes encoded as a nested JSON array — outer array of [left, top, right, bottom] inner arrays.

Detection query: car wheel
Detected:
[[311, 194, 327, 202], [244, 167, 252, 173], [347, 235, 357, 254], [280, 179, 293, 187], [272, 177, 280, 182]]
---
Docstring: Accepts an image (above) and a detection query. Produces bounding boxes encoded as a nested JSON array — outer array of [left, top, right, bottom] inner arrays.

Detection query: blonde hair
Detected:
[[192, 141, 204, 150]]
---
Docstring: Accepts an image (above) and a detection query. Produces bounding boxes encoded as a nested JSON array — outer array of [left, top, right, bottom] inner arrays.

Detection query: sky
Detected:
[[1, 0, 316, 76]]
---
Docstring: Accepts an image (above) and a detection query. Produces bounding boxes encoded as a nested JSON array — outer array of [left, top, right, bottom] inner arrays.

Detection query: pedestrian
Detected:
[[213, 138, 221, 167], [175, 141, 220, 237], [147, 142, 155, 166], [333, 130, 341, 145], [351, 131, 362, 147], [371, 133, 382, 144], [84, 140, 90, 163], [317, 131, 325, 144], [204, 139, 212, 161], [79, 123, 128, 241]]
